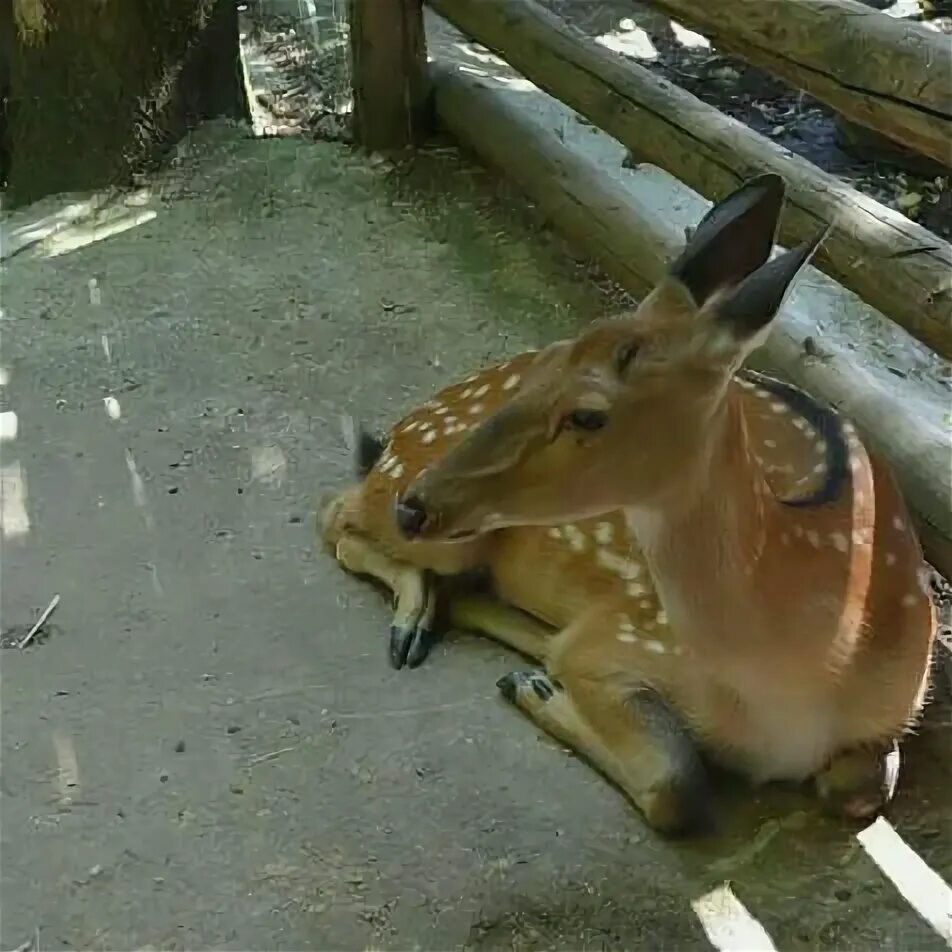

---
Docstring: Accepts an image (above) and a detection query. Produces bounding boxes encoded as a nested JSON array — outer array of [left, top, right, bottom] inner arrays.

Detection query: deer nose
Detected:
[[395, 494, 428, 539]]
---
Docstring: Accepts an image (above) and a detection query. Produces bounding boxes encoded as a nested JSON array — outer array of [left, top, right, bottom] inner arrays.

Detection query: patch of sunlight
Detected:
[[691, 883, 777, 951], [124, 448, 154, 530], [453, 42, 508, 69], [458, 64, 490, 78], [44, 208, 157, 259], [0, 411, 18, 442], [103, 396, 121, 421], [670, 20, 710, 49], [883, 0, 922, 16], [251, 445, 287, 486], [101, 333, 111, 361], [857, 816, 952, 945], [52, 728, 80, 800], [0, 368, 8, 387], [90, 279, 102, 307], [0, 461, 30, 538], [595, 18, 659, 62], [491, 75, 538, 92], [14, 0, 49, 44]]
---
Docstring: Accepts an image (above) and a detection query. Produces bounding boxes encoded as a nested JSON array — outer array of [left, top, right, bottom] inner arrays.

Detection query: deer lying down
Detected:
[[320, 174, 936, 836]]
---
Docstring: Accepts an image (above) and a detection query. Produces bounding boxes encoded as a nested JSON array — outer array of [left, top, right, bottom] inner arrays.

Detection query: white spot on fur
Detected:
[[626, 582, 647, 598], [815, 438, 827, 453], [763, 439, 777, 448], [893, 515, 905, 531], [617, 631, 639, 644], [781, 532, 791, 545], [460, 388, 473, 399], [434, 406, 448, 415], [793, 525, 804, 538], [643, 640, 666, 654], [468, 403, 484, 415], [830, 532, 848, 552], [806, 530, 821, 548], [656, 610, 668, 626], [422, 430, 438, 445], [792, 418, 807, 431], [563, 524, 586, 552], [445, 415, 458, 424], [390, 463, 404, 479], [473, 384, 490, 398], [594, 521, 614, 544], [596, 548, 641, 580], [901, 594, 918, 608], [885, 552, 897, 566], [402, 421, 419, 433], [618, 614, 635, 632], [770, 401, 787, 414], [502, 373, 520, 391], [548, 527, 562, 539], [639, 598, 653, 610], [812, 463, 826, 476], [380, 456, 396, 473]]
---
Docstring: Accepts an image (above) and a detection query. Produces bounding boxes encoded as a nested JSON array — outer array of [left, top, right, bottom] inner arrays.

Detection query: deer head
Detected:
[[395, 174, 828, 541]]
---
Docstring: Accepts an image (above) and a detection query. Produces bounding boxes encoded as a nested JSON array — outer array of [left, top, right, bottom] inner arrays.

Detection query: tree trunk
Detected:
[[6, 0, 248, 208], [641, 0, 952, 169], [428, 0, 952, 360], [430, 59, 952, 581]]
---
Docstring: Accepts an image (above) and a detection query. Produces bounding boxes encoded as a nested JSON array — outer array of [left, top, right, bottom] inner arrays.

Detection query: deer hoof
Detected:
[[815, 742, 900, 821], [497, 670, 556, 704], [389, 623, 439, 670]]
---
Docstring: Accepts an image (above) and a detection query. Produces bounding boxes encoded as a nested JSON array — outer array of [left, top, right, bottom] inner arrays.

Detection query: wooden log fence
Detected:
[[640, 0, 952, 170], [426, 0, 952, 360]]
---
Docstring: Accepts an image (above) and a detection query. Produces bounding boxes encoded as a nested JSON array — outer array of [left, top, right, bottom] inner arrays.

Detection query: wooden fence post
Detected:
[[349, 0, 430, 150]]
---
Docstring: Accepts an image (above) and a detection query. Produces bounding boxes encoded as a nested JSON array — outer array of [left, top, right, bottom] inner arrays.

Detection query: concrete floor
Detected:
[[1, 124, 950, 951]]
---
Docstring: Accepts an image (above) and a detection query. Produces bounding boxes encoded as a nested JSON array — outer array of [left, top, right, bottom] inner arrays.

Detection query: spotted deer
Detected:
[[320, 174, 936, 835]]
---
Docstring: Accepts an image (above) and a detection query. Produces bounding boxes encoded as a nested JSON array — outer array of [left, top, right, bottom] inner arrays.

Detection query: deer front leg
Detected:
[[496, 668, 714, 837], [335, 533, 438, 669], [447, 593, 554, 663], [815, 741, 901, 820]]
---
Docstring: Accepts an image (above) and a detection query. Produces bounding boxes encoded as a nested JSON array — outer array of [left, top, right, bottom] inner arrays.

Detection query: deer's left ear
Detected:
[[669, 173, 785, 308], [711, 227, 828, 344]]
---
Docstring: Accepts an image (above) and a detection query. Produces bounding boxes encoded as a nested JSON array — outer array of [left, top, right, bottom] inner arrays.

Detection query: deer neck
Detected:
[[624, 392, 775, 638]]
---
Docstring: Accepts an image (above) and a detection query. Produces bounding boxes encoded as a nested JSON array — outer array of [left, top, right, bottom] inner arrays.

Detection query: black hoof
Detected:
[[496, 670, 554, 703], [389, 624, 439, 670], [496, 671, 521, 703]]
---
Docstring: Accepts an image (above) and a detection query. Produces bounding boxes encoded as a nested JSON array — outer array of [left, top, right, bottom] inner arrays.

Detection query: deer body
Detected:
[[322, 174, 936, 834]]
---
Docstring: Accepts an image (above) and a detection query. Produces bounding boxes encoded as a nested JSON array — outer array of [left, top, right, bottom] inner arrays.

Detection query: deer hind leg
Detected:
[[447, 594, 554, 664], [814, 741, 901, 820], [334, 533, 438, 669], [496, 666, 714, 837]]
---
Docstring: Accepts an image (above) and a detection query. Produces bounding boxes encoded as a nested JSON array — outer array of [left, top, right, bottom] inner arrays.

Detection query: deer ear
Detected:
[[669, 174, 786, 308], [713, 227, 829, 342]]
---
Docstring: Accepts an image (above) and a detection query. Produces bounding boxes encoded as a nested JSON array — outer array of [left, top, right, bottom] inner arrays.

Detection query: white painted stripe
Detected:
[[857, 817, 952, 945], [691, 882, 778, 952]]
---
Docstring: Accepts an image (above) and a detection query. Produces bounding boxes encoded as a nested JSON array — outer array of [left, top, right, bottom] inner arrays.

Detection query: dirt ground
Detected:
[[2, 118, 951, 951]]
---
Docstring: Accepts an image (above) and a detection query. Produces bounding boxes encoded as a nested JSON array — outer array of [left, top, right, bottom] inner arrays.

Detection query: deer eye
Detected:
[[565, 408, 608, 432]]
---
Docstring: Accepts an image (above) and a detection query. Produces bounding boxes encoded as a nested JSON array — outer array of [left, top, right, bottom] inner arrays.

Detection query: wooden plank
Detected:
[[429, 58, 952, 582], [349, 0, 430, 150], [642, 0, 952, 168], [427, 0, 952, 359]]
